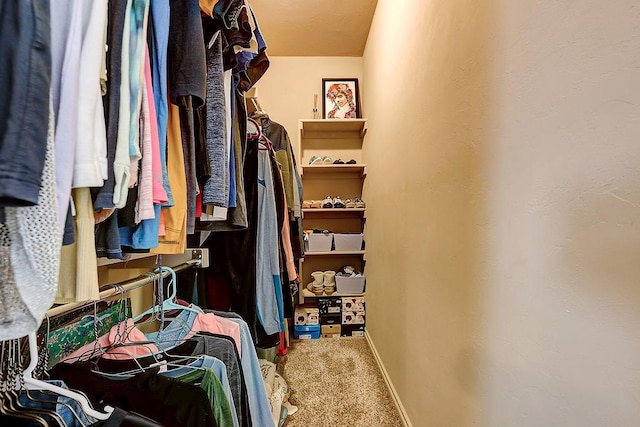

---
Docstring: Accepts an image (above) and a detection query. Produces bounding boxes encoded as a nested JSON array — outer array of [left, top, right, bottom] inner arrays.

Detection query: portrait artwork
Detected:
[[322, 78, 360, 119]]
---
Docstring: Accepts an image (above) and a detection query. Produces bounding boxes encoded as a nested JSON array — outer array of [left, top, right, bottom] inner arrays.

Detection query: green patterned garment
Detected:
[[41, 299, 131, 368]]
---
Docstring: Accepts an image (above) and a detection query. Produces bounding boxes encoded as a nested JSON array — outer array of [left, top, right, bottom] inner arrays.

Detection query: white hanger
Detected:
[[23, 333, 114, 421]]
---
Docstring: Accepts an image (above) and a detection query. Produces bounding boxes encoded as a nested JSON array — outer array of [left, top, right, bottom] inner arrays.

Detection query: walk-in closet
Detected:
[[1, 0, 639, 425]]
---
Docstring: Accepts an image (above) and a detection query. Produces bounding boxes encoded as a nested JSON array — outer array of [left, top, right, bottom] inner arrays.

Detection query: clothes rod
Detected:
[[45, 259, 201, 318]]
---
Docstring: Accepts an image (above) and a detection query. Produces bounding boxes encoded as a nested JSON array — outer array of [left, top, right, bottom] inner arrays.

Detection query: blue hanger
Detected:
[[132, 266, 203, 323]]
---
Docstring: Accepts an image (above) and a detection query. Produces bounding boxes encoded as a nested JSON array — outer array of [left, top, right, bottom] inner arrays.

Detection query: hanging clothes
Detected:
[[256, 147, 284, 336], [0, 1, 51, 207], [0, 99, 60, 340]]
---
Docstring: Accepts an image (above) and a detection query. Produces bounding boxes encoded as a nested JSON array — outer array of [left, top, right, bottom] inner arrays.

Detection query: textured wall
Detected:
[[363, 0, 640, 425]]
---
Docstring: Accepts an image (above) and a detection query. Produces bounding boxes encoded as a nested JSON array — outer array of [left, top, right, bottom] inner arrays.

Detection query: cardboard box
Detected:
[[321, 324, 341, 335], [342, 311, 366, 325], [341, 296, 365, 313], [294, 308, 319, 326], [341, 324, 365, 337], [335, 276, 365, 294], [306, 233, 333, 252], [318, 297, 342, 315], [333, 233, 363, 251], [320, 313, 341, 325], [294, 324, 321, 340]]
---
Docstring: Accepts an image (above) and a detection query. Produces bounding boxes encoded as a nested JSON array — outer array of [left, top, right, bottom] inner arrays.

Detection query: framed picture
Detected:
[[322, 78, 360, 119]]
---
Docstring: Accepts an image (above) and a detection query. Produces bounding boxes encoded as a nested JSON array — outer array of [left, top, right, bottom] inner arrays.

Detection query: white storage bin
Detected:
[[335, 276, 365, 294], [333, 233, 363, 251], [306, 233, 333, 252]]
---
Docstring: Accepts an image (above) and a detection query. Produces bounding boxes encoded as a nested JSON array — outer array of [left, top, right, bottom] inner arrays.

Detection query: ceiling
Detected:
[[250, 0, 378, 57]]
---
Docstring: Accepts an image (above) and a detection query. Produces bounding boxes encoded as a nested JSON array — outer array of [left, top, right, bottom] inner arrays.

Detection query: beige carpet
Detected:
[[280, 337, 403, 427]]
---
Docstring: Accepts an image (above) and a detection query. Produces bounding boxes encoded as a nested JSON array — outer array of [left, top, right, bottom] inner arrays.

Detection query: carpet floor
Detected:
[[280, 336, 403, 427]]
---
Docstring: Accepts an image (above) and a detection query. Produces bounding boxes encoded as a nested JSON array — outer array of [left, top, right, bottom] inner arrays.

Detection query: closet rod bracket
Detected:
[[191, 249, 208, 268]]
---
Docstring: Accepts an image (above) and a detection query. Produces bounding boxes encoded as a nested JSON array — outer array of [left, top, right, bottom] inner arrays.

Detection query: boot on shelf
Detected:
[[323, 270, 336, 295]]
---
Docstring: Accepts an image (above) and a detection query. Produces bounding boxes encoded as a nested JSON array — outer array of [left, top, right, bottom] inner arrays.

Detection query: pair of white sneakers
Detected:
[[309, 155, 333, 165], [321, 195, 346, 208]]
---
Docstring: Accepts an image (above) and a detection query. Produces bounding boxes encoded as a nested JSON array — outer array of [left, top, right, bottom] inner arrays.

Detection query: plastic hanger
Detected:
[[247, 117, 262, 140], [247, 117, 271, 150], [23, 333, 114, 421], [132, 266, 203, 323]]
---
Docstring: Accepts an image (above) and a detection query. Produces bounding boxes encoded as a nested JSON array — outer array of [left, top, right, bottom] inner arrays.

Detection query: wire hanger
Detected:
[[23, 333, 114, 421]]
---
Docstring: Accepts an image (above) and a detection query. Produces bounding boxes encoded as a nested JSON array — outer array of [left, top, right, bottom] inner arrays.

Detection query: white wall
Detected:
[[363, 0, 640, 425]]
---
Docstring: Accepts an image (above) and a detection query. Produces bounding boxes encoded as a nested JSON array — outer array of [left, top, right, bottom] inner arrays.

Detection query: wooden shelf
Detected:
[[301, 164, 366, 177], [302, 208, 365, 213], [301, 289, 365, 299], [304, 250, 366, 256], [299, 119, 367, 139], [97, 253, 158, 267]]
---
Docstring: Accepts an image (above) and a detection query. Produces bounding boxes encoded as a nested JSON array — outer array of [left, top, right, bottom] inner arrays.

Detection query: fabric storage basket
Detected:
[[335, 276, 365, 294], [333, 233, 363, 251], [305, 232, 333, 252]]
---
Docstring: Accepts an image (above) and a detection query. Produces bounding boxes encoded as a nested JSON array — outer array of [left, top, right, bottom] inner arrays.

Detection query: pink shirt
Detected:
[[135, 43, 155, 222], [62, 319, 159, 362], [186, 313, 242, 357], [145, 45, 168, 205]]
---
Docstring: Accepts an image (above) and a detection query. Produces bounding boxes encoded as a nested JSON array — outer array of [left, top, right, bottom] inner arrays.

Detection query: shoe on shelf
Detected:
[[332, 159, 345, 164], [333, 195, 346, 208], [321, 195, 334, 208], [309, 156, 323, 165], [302, 200, 312, 209], [345, 198, 356, 208], [354, 198, 366, 208], [322, 156, 333, 164], [310, 200, 322, 208], [346, 159, 357, 164]]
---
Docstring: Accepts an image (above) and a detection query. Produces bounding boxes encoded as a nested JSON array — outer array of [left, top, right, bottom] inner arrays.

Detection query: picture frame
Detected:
[[322, 78, 360, 119]]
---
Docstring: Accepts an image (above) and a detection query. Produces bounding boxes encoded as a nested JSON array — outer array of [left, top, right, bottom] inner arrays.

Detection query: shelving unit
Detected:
[[300, 289, 365, 299], [298, 119, 367, 304]]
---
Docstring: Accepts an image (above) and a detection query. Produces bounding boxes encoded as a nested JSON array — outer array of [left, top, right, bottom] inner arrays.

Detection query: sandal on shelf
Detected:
[[309, 156, 323, 165], [345, 198, 356, 208], [311, 200, 322, 208], [302, 200, 312, 209], [322, 156, 333, 164]]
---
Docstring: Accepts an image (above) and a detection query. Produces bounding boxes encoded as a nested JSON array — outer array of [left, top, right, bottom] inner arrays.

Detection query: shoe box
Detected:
[[318, 297, 342, 315], [294, 324, 321, 340], [321, 324, 341, 338], [294, 307, 319, 326], [341, 297, 365, 313], [341, 311, 365, 325], [341, 324, 365, 337], [320, 313, 341, 325], [341, 296, 365, 326], [318, 297, 342, 326]]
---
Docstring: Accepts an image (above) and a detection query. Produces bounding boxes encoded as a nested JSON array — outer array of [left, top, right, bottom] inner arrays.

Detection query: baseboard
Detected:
[[365, 329, 413, 427]]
